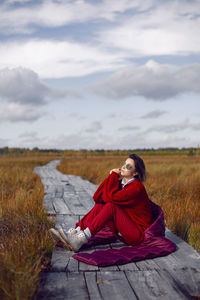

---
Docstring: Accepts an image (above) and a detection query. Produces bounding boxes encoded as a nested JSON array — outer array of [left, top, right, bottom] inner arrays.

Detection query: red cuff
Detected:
[[110, 171, 120, 177]]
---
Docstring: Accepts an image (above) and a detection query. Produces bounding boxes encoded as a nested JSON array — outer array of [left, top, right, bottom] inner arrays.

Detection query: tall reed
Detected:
[[0, 156, 58, 300]]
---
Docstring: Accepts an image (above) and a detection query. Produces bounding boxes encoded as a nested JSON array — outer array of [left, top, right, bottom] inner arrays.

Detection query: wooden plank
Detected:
[[66, 257, 79, 272], [55, 185, 64, 198], [76, 191, 94, 211], [151, 252, 187, 271], [84, 272, 102, 300], [165, 229, 200, 271], [55, 214, 79, 230], [159, 267, 200, 298], [99, 265, 119, 271], [43, 185, 56, 195], [65, 272, 89, 299], [97, 271, 137, 300], [79, 261, 99, 271], [44, 207, 56, 216], [65, 176, 97, 196], [63, 194, 88, 215], [81, 185, 97, 198], [125, 269, 193, 300], [52, 197, 72, 214], [37, 272, 89, 300], [51, 247, 73, 272], [63, 185, 79, 193], [118, 262, 139, 271], [68, 177, 97, 198], [69, 176, 88, 190], [43, 199, 56, 215], [43, 193, 54, 201], [135, 258, 161, 271]]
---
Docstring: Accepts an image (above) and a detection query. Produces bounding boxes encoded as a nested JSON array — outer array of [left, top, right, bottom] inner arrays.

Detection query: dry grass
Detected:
[[0, 156, 59, 300], [58, 155, 200, 252], [1, 153, 199, 300]]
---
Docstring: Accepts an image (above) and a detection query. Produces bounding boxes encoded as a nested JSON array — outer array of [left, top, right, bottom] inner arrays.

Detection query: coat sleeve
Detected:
[[102, 172, 142, 206], [92, 175, 111, 203]]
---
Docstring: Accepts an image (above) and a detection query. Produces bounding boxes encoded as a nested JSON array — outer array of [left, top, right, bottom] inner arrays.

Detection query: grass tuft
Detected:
[[0, 156, 57, 300]]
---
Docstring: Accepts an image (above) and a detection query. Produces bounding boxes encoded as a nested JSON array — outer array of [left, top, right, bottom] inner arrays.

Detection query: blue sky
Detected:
[[0, 0, 200, 149]]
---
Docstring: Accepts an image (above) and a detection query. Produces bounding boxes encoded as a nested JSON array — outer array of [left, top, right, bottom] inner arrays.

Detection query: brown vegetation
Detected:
[[0, 153, 199, 299], [0, 156, 58, 300]]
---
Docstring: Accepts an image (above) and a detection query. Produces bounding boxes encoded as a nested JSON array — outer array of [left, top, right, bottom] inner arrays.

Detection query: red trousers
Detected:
[[75, 202, 143, 246]]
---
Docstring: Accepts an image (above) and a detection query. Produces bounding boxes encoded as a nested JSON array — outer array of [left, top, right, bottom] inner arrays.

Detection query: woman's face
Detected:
[[120, 158, 138, 178]]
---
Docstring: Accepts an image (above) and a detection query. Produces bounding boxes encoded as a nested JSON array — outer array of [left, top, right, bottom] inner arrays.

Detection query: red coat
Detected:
[[93, 171, 153, 240]]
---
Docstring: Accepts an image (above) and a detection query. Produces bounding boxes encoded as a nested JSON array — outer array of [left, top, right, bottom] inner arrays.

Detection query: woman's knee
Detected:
[[105, 202, 116, 208], [123, 231, 143, 246]]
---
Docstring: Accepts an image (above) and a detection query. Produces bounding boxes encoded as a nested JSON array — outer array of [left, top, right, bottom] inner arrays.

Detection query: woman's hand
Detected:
[[109, 168, 121, 175]]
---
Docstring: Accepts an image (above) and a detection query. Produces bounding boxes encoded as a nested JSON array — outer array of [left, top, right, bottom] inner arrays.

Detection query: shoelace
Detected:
[[67, 228, 76, 234], [70, 231, 85, 240]]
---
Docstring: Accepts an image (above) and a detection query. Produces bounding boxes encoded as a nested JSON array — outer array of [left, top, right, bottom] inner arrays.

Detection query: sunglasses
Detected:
[[121, 161, 133, 170]]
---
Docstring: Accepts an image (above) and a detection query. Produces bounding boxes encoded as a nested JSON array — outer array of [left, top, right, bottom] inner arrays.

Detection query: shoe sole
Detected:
[[58, 228, 68, 242], [49, 229, 74, 251], [49, 228, 61, 243], [58, 228, 78, 252]]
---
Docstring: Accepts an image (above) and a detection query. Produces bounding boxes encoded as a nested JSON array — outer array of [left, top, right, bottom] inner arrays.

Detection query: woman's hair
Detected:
[[129, 153, 146, 182]]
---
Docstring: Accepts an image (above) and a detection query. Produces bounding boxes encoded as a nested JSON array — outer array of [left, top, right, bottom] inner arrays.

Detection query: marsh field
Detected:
[[0, 153, 200, 299]]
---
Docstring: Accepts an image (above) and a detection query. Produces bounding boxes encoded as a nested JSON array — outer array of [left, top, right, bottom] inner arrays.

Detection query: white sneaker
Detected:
[[58, 227, 77, 242], [49, 228, 74, 251], [49, 228, 63, 243], [64, 230, 88, 252]]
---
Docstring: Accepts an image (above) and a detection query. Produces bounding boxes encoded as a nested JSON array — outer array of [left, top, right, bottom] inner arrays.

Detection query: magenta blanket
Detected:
[[72, 200, 177, 266]]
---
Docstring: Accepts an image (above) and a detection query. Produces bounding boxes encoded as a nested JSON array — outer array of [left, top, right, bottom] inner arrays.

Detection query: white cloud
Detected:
[[0, 138, 10, 147], [0, 0, 153, 34], [19, 132, 100, 149], [6, 0, 32, 3], [0, 67, 83, 122], [1, 0, 200, 149], [0, 67, 70, 123], [0, 39, 125, 78], [98, 0, 200, 56], [68, 112, 87, 120], [1, 1, 200, 79], [18, 131, 40, 143], [92, 60, 200, 100], [106, 113, 117, 118], [0, 103, 44, 122], [0, 67, 49, 105], [85, 121, 102, 133], [190, 123, 200, 131], [118, 126, 140, 131], [0, 1, 199, 82], [146, 121, 189, 134], [0, 67, 80, 105], [144, 118, 200, 134], [19, 131, 38, 138], [11, 128, 199, 150], [141, 110, 167, 119]]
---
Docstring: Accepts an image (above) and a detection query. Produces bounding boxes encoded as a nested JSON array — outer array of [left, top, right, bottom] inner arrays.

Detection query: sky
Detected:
[[0, 0, 200, 150]]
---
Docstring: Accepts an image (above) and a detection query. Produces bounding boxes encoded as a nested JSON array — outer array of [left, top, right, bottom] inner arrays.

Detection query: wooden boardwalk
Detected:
[[35, 160, 200, 300]]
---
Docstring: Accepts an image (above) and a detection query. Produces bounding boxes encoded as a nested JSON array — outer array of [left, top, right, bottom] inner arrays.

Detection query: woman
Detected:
[[49, 154, 153, 252]]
